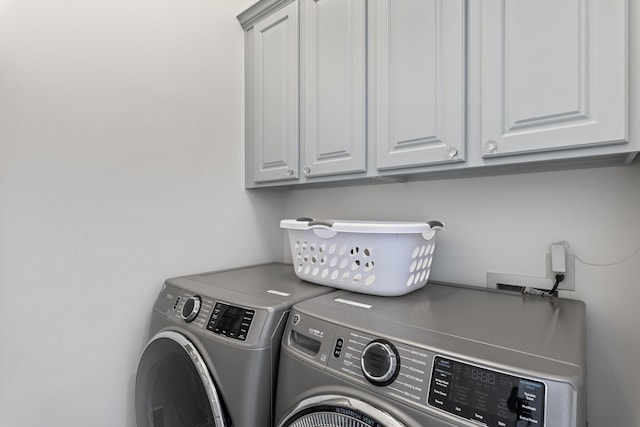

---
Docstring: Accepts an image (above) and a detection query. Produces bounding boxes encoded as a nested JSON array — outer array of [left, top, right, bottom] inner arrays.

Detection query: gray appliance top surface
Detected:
[[293, 282, 586, 370], [165, 262, 334, 311]]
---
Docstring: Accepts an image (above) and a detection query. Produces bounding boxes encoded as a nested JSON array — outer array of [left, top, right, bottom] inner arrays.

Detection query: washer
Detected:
[[275, 283, 586, 427], [135, 263, 334, 427]]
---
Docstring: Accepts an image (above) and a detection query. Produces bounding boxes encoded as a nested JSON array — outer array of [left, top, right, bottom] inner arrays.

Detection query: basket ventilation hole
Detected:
[[296, 253, 302, 262], [330, 257, 338, 267], [311, 256, 317, 264], [351, 260, 360, 270], [350, 246, 359, 256], [302, 242, 308, 251], [365, 275, 376, 286], [297, 264, 303, 272], [312, 267, 319, 276], [416, 259, 423, 270], [303, 255, 309, 263], [411, 246, 420, 259], [340, 259, 349, 269], [428, 257, 433, 268], [420, 270, 427, 282], [410, 260, 417, 273], [407, 275, 415, 287], [309, 243, 316, 252], [331, 270, 339, 280], [304, 265, 311, 275], [321, 268, 329, 278], [295, 241, 300, 249], [363, 248, 372, 257], [430, 245, 436, 255], [338, 245, 348, 256], [414, 274, 420, 285], [328, 244, 337, 254], [353, 274, 362, 284], [341, 272, 350, 282], [419, 245, 426, 257], [320, 257, 327, 265], [364, 261, 374, 272], [319, 244, 326, 253]]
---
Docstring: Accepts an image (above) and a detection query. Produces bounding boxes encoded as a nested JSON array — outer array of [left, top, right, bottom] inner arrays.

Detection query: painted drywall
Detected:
[[0, 0, 283, 426]]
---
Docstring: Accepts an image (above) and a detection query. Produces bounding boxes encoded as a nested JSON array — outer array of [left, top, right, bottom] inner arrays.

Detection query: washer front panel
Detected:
[[322, 323, 555, 426]]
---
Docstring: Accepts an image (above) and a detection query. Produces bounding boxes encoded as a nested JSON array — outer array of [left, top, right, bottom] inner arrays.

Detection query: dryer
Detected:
[[275, 283, 586, 427], [135, 263, 334, 427]]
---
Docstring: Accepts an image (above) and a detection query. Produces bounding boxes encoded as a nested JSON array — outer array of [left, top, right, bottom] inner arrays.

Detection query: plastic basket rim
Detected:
[[280, 219, 444, 234]]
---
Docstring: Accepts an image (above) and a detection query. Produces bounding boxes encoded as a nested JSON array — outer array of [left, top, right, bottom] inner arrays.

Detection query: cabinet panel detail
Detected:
[[481, 0, 628, 157], [375, 0, 466, 170], [303, 0, 367, 177], [253, 2, 299, 182]]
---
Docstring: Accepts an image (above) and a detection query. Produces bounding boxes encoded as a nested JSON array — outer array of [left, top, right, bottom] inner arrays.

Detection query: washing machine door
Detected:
[[278, 395, 406, 427], [135, 331, 229, 427]]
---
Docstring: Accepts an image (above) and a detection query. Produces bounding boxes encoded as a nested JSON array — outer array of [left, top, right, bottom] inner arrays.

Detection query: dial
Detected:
[[361, 339, 400, 386], [181, 296, 201, 323]]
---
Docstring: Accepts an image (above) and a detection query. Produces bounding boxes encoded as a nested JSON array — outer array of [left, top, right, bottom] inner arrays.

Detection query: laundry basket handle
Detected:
[[426, 220, 444, 230], [308, 220, 335, 229]]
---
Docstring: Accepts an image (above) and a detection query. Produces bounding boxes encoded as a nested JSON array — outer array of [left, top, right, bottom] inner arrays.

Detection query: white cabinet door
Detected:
[[481, 0, 628, 158], [301, 0, 366, 178], [252, 1, 299, 183], [375, 0, 466, 170]]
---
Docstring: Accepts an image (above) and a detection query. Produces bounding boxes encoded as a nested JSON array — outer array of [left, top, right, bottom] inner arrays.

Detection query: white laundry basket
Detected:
[[280, 218, 444, 296]]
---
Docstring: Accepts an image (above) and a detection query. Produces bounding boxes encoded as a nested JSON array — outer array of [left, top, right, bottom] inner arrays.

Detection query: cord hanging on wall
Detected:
[[553, 240, 640, 268]]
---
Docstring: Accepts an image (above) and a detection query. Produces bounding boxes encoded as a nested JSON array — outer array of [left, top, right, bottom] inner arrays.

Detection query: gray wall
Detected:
[[0, 0, 283, 426]]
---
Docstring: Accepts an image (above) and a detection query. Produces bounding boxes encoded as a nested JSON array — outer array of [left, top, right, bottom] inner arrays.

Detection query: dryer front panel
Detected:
[[135, 331, 229, 427]]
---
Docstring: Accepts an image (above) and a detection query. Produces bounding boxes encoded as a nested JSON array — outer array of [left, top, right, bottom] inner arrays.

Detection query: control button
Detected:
[[361, 339, 400, 387], [333, 338, 344, 358], [181, 296, 202, 323], [292, 313, 301, 325], [471, 410, 489, 424]]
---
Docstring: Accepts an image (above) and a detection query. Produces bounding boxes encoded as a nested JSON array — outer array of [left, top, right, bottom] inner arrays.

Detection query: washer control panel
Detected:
[[323, 325, 547, 426], [206, 302, 255, 341], [328, 328, 431, 404], [428, 356, 545, 427]]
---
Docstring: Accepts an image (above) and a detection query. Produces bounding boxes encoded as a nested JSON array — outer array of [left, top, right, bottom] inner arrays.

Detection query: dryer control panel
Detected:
[[156, 284, 259, 343], [206, 302, 255, 341]]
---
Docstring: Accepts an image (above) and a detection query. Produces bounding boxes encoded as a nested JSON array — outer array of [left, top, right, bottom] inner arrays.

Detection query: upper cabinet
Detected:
[[480, 0, 628, 158], [238, 0, 635, 188], [251, 1, 299, 183], [374, 0, 466, 170], [301, 0, 367, 178]]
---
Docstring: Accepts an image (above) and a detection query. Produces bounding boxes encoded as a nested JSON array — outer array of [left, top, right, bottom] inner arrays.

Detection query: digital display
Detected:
[[206, 302, 255, 341], [428, 356, 545, 427]]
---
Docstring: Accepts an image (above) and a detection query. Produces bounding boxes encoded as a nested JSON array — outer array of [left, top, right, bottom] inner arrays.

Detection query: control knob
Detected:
[[181, 296, 202, 323], [361, 339, 400, 386]]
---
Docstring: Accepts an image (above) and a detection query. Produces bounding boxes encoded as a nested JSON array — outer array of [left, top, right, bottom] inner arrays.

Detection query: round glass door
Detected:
[[135, 331, 229, 427], [278, 395, 406, 427]]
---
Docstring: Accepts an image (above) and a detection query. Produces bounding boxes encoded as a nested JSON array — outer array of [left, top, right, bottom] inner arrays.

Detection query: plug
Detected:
[[551, 243, 566, 273]]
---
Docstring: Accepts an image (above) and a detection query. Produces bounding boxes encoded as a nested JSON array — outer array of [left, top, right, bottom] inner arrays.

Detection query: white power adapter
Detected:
[[551, 243, 567, 273]]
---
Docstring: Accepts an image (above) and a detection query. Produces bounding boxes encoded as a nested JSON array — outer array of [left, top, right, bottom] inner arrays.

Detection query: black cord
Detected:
[[547, 274, 565, 296]]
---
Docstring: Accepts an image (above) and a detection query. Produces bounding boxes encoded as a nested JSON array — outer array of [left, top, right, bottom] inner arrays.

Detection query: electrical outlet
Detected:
[[546, 253, 575, 291]]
